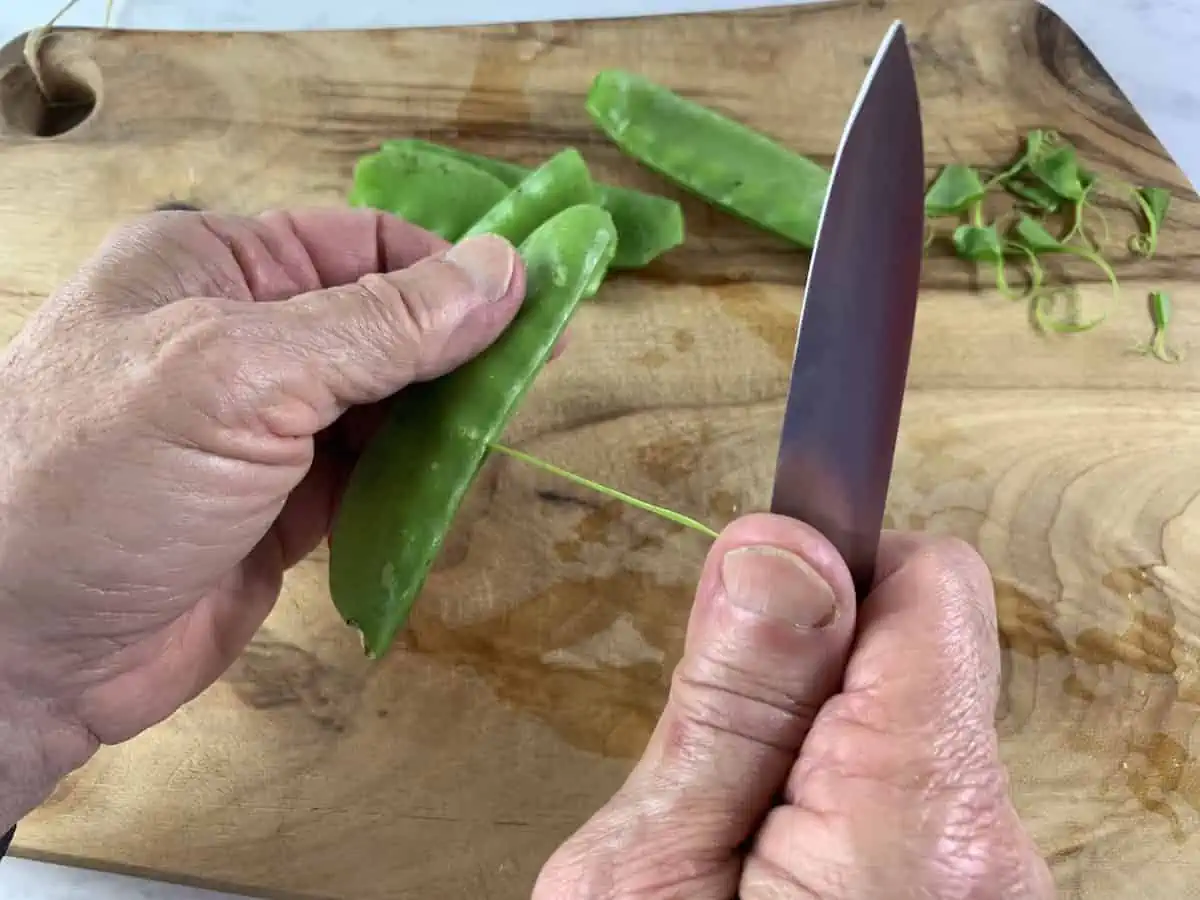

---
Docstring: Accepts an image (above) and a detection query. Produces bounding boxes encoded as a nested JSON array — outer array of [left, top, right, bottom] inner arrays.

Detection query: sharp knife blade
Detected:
[[769, 19, 925, 599]]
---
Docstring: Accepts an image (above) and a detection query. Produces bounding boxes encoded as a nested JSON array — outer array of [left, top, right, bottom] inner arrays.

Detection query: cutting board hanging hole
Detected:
[[0, 0, 103, 138]]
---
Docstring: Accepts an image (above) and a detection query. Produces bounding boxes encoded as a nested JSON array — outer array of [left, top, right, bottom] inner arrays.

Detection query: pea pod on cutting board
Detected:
[[584, 68, 832, 248], [461, 148, 597, 246], [383, 138, 686, 269], [348, 145, 510, 240], [383, 138, 528, 185], [329, 203, 619, 658]]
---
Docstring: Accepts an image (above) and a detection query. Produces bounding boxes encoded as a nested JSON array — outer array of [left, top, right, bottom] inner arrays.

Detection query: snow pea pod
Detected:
[[348, 146, 509, 240], [329, 203, 619, 658], [460, 148, 597, 246], [383, 138, 685, 269], [593, 182, 687, 268], [384, 138, 528, 185], [585, 69, 832, 248]]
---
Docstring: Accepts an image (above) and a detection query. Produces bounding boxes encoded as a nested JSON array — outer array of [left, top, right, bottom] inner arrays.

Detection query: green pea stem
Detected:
[[1129, 189, 1160, 258], [488, 442, 720, 539], [1134, 291, 1183, 363], [1062, 184, 1097, 247], [969, 199, 985, 228], [1031, 287, 1104, 334], [998, 242, 1043, 301], [1063, 244, 1120, 299]]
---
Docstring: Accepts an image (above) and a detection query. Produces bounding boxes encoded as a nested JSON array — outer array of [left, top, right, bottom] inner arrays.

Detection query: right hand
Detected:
[[535, 516, 1054, 899]]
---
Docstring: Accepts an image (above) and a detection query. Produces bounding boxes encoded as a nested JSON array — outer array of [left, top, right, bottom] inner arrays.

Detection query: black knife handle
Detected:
[[0, 824, 14, 860]]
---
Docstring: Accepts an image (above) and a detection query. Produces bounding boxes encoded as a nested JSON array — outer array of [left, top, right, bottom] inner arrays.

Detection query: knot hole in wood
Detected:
[[0, 29, 100, 138]]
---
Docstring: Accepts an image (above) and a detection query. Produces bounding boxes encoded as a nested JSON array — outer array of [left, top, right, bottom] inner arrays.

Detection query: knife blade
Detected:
[[769, 19, 925, 600]]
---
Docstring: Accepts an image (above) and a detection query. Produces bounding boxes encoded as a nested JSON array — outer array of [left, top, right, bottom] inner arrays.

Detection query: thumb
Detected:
[[249, 233, 524, 422], [535, 513, 857, 900]]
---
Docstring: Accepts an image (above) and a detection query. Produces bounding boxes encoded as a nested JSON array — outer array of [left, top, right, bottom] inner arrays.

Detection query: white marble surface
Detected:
[[1042, 0, 1199, 191], [0, 859, 235, 899], [0, 0, 1198, 898]]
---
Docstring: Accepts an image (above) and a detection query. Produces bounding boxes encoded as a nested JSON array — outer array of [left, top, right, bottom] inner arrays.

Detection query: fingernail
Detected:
[[720, 546, 837, 629], [445, 234, 517, 303]]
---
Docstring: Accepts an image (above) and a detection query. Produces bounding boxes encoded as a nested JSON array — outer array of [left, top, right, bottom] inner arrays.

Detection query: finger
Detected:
[[69, 208, 452, 314], [549, 330, 570, 361], [834, 532, 1001, 741], [633, 513, 858, 813], [227, 208, 452, 301], [747, 533, 1056, 898], [534, 513, 856, 899], [322, 330, 569, 457], [271, 451, 346, 567], [239, 233, 526, 431], [778, 533, 1001, 812]]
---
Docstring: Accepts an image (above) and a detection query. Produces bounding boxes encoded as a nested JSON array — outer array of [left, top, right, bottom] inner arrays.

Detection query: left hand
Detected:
[[0, 208, 526, 818]]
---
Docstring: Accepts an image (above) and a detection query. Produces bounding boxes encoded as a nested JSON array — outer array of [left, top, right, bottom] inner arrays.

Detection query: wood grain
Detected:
[[1, 1, 1199, 897]]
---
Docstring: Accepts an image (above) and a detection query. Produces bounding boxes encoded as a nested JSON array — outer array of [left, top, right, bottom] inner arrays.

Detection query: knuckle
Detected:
[[361, 257, 474, 334], [923, 805, 1044, 900], [802, 684, 1004, 799], [343, 261, 479, 383], [142, 298, 256, 425], [140, 300, 328, 449], [151, 297, 234, 350], [668, 652, 822, 754], [352, 274, 427, 346], [905, 534, 993, 604], [810, 689, 897, 745], [98, 212, 194, 265], [901, 535, 999, 661], [798, 711, 1032, 894]]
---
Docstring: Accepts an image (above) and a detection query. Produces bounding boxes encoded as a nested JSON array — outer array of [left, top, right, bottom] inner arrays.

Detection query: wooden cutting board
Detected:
[[1, 1, 1198, 897]]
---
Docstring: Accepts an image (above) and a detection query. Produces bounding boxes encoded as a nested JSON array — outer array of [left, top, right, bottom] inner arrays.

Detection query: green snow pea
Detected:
[[461, 148, 598, 246], [328, 203, 619, 658], [584, 69, 832, 248], [384, 138, 529, 184], [382, 138, 686, 269], [595, 183, 687, 268], [348, 146, 509, 240]]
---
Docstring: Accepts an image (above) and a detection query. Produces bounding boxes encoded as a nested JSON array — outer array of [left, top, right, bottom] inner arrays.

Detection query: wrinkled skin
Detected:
[[0, 207, 1054, 897], [534, 520, 1057, 899], [0, 209, 527, 770]]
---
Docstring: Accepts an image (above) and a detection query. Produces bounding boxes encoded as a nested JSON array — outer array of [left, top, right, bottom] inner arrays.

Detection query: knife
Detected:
[[769, 19, 925, 600]]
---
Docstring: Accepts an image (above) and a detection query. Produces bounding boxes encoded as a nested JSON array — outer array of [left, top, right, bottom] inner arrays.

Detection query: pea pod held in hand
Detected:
[[585, 68, 832, 248], [461, 148, 597, 246], [348, 147, 509, 240], [329, 204, 619, 658], [384, 138, 686, 269]]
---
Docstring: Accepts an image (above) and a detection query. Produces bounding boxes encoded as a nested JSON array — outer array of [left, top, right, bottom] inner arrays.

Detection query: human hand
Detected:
[[534, 516, 1055, 898], [0, 208, 525, 825]]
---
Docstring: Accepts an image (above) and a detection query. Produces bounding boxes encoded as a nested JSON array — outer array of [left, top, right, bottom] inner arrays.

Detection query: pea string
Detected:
[[488, 442, 720, 539]]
